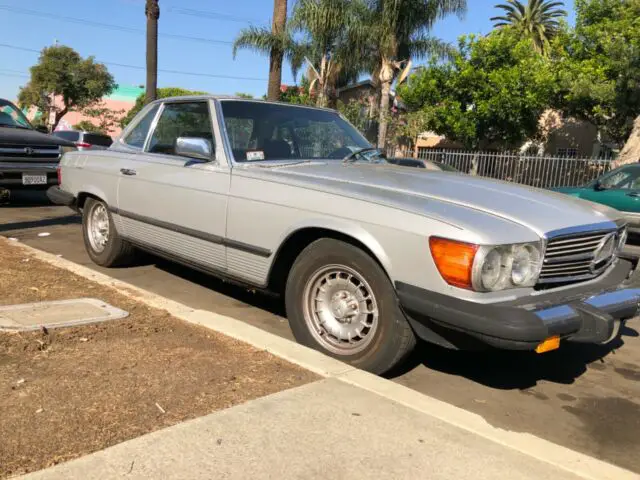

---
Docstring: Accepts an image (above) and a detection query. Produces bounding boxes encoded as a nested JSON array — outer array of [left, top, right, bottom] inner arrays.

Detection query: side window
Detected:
[[123, 104, 160, 148], [147, 102, 213, 156]]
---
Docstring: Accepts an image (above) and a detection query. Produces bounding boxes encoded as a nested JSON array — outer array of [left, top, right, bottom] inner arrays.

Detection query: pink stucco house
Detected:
[[25, 85, 144, 137]]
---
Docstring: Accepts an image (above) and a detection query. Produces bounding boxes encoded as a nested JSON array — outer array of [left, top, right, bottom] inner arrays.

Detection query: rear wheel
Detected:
[[285, 238, 416, 375], [82, 198, 134, 267]]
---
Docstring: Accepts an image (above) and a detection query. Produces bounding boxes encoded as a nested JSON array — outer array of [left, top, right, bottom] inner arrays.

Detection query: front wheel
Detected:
[[285, 238, 416, 375]]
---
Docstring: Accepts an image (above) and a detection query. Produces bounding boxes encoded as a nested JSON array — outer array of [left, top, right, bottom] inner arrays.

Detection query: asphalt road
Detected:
[[3, 191, 640, 474]]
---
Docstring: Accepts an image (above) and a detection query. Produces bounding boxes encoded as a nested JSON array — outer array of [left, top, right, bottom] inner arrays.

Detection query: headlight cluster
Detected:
[[472, 243, 542, 291], [429, 237, 543, 292]]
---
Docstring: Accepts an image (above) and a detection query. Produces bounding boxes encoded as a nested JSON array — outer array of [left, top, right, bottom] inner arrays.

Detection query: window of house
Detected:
[[557, 147, 578, 158], [147, 102, 213, 156], [123, 104, 160, 148]]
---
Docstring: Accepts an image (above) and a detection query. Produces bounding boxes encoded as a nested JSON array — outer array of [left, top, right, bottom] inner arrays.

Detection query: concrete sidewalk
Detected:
[[23, 378, 585, 480]]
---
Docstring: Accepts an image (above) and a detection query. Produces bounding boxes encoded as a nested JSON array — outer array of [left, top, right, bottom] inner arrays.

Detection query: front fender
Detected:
[[275, 217, 393, 278]]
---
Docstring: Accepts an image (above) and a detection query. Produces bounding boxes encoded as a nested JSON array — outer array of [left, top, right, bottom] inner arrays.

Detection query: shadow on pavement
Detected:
[[388, 327, 638, 389], [151, 256, 286, 317], [0, 215, 81, 234]]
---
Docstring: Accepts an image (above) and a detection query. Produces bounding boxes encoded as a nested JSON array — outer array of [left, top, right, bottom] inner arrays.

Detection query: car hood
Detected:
[[245, 162, 621, 237], [0, 126, 75, 147]]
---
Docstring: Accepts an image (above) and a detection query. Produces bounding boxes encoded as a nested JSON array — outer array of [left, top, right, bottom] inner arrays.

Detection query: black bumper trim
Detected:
[[46, 186, 76, 208], [397, 259, 640, 350]]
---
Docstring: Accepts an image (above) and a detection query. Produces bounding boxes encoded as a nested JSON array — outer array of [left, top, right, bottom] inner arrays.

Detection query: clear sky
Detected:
[[0, 0, 576, 101]]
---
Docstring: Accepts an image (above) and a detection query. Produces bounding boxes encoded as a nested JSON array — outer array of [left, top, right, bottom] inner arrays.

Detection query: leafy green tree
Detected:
[[18, 45, 115, 131], [121, 87, 207, 127], [365, 0, 467, 148], [553, 0, 640, 155], [80, 103, 126, 134], [235, 92, 255, 99], [73, 120, 107, 134], [398, 29, 557, 149], [491, 0, 567, 54]]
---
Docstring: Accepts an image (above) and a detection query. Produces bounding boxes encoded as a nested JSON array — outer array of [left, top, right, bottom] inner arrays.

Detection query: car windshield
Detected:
[[596, 165, 640, 189], [0, 99, 32, 129], [220, 100, 374, 162]]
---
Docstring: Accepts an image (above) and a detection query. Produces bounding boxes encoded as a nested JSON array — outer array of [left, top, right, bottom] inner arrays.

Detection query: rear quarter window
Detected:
[[83, 133, 113, 147], [54, 131, 80, 142]]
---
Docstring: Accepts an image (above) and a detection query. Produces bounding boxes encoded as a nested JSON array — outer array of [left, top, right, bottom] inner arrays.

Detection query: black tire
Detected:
[[285, 238, 416, 375], [82, 197, 135, 267]]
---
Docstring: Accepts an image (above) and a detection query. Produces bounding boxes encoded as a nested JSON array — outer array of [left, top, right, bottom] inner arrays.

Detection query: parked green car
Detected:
[[554, 163, 640, 234]]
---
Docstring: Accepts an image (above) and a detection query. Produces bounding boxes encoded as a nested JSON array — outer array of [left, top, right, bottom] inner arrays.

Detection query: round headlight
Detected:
[[481, 248, 502, 290], [511, 245, 540, 286]]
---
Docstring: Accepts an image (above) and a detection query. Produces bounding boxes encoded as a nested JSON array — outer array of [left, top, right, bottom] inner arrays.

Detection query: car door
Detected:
[[116, 99, 230, 274]]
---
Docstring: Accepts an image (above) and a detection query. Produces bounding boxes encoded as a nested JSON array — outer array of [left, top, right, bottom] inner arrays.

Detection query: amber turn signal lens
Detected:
[[429, 237, 478, 289], [535, 336, 560, 354]]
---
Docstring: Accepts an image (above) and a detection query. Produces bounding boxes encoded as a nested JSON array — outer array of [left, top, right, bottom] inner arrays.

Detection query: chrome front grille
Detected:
[[538, 227, 625, 284], [0, 144, 61, 162]]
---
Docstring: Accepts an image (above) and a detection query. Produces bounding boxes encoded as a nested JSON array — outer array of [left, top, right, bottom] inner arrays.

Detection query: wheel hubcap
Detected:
[[87, 204, 110, 253], [303, 265, 379, 356]]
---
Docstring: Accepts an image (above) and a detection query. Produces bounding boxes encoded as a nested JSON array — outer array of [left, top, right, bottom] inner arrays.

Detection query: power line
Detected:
[[0, 43, 266, 82], [168, 7, 264, 25], [0, 5, 234, 46]]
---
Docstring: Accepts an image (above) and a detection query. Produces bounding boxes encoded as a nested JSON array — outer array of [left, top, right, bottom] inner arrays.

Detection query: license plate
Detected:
[[22, 174, 48, 185]]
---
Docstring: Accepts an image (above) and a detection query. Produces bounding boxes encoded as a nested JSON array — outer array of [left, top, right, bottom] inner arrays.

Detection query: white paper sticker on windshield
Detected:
[[246, 150, 265, 161]]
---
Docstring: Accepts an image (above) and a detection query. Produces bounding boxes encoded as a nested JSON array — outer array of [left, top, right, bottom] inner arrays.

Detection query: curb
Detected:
[[6, 239, 638, 480]]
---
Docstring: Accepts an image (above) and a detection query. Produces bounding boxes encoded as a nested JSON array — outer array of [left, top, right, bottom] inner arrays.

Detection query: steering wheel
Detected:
[[327, 147, 353, 159]]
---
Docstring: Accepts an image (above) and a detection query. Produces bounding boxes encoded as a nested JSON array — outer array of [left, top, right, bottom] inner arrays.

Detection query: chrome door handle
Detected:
[[120, 168, 137, 176]]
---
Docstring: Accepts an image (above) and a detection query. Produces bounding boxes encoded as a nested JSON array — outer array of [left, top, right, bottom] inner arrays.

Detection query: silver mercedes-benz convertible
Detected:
[[48, 96, 640, 374]]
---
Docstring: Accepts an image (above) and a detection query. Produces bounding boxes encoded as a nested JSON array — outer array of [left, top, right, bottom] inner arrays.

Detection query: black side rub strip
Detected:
[[109, 207, 272, 258]]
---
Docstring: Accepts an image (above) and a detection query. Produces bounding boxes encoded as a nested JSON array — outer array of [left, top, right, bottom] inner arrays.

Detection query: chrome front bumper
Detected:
[[534, 287, 640, 344], [397, 258, 640, 351]]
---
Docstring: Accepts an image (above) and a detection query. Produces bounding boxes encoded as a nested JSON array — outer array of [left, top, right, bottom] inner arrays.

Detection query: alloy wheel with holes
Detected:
[[82, 197, 135, 267], [303, 265, 379, 355], [285, 238, 416, 375], [87, 202, 110, 253]]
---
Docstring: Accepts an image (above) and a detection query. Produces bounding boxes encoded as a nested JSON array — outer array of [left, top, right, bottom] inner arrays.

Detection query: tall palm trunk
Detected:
[[316, 55, 329, 108], [268, 0, 288, 101], [145, 0, 160, 105], [377, 59, 395, 149]]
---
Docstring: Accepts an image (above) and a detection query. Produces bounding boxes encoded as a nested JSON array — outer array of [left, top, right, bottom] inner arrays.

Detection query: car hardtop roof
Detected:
[[151, 95, 337, 113]]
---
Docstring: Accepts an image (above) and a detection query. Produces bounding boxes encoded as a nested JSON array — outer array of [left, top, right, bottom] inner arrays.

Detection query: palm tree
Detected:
[[368, 0, 467, 148], [145, 0, 160, 105], [268, 0, 288, 101], [234, 0, 369, 108], [491, 0, 567, 54]]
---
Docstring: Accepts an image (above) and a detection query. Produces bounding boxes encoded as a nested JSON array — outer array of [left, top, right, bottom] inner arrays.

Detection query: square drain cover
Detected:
[[0, 298, 129, 331]]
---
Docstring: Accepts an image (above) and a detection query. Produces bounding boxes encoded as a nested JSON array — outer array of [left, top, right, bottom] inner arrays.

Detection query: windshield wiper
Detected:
[[342, 147, 383, 163]]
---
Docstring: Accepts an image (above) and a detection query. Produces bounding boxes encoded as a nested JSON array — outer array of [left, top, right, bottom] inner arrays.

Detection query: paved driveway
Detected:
[[3, 191, 640, 473]]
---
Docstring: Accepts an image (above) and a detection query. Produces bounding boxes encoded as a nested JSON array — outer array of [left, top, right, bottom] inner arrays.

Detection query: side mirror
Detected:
[[594, 180, 607, 191], [35, 125, 49, 134], [175, 137, 213, 161]]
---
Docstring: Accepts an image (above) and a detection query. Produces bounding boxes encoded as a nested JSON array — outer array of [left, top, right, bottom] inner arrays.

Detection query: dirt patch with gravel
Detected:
[[0, 238, 318, 478]]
